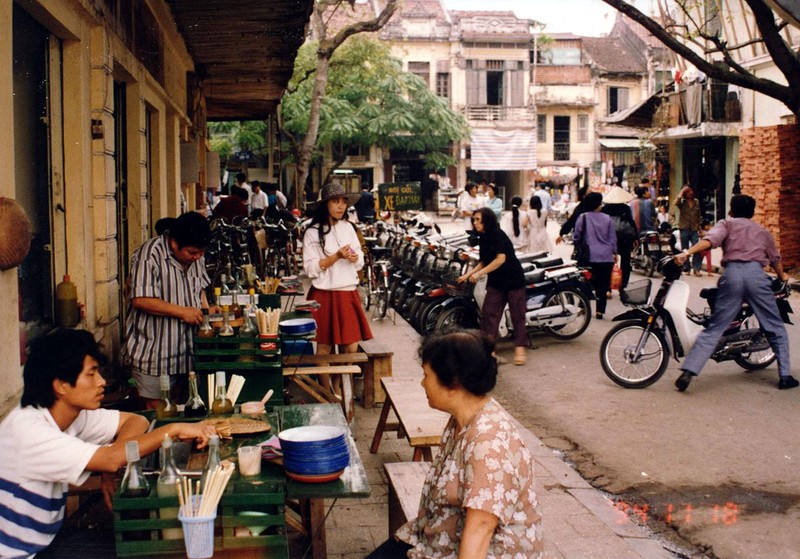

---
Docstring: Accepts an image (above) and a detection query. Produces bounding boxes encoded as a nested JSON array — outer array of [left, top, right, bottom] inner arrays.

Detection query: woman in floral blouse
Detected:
[[385, 330, 543, 559]]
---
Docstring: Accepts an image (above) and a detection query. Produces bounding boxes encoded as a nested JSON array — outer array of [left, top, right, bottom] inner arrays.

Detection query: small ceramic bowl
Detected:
[[238, 511, 269, 536], [240, 401, 265, 415]]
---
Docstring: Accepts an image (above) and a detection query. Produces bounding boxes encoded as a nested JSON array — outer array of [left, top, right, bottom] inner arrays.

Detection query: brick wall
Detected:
[[535, 65, 591, 85], [739, 124, 800, 268]]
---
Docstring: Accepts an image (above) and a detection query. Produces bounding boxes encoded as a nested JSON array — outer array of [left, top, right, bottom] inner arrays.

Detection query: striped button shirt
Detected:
[[124, 234, 209, 376]]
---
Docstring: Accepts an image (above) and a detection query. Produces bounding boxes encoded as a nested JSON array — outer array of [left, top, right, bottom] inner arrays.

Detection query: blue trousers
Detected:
[[682, 261, 790, 377], [680, 229, 703, 273]]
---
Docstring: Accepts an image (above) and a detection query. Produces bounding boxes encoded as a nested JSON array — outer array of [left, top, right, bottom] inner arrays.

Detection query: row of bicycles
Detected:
[[357, 218, 596, 346], [204, 217, 300, 291]]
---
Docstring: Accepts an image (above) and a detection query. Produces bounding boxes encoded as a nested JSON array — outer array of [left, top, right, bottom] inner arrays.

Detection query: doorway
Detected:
[[554, 116, 571, 161]]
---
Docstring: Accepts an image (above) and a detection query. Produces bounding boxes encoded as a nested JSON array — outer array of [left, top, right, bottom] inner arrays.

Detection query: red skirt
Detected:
[[307, 287, 373, 346]]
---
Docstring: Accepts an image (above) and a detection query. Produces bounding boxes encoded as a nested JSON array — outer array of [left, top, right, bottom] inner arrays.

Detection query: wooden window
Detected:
[[577, 114, 588, 143], [436, 73, 450, 98], [537, 114, 547, 142], [408, 61, 430, 87], [608, 87, 629, 115]]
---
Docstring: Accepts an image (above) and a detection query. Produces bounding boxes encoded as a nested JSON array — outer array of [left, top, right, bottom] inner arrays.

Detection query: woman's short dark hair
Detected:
[[487, 184, 498, 196], [418, 330, 497, 396], [465, 182, 478, 195], [585, 192, 603, 211], [729, 194, 756, 218], [21, 329, 107, 408], [476, 207, 499, 235], [170, 211, 211, 249]]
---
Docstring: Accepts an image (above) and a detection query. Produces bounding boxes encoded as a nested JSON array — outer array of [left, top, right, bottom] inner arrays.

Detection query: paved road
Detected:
[[431, 215, 800, 559]]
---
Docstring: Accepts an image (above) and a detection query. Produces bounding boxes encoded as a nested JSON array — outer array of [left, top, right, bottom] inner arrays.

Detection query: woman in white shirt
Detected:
[[526, 196, 551, 254], [303, 183, 373, 396], [459, 182, 485, 231], [500, 196, 529, 250]]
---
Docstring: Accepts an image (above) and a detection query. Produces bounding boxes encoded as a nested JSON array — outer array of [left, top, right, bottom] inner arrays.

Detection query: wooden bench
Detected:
[[385, 462, 430, 536], [358, 338, 394, 408], [370, 378, 450, 461]]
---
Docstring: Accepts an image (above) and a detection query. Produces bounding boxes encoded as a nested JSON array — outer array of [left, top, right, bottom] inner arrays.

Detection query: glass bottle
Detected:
[[218, 305, 234, 337], [231, 290, 243, 320], [218, 274, 232, 308], [213, 286, 222, 308], [197, 308, 215, 338], [155, 374, 178, 419], [211, 371, 234, 415], [156, 436, 183, 539], [120, 441, 150, 498], [199, 435, 221, 493], [183, 371, 207, 418]]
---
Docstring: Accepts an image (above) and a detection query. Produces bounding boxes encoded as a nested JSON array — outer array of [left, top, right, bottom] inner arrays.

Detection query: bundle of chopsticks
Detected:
[[226, 374, 245, 406], [206, 373, 245, 408], [256, 277, 282, 294], [255, 308, 281, 335], [176, 463, 235, 518]]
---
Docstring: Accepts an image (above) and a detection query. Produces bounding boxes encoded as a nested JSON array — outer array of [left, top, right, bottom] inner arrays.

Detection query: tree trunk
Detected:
[[295, 54, 330, 201]]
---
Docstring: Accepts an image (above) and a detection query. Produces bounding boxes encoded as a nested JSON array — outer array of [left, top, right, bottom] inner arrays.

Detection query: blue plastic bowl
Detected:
[[284, 454, 350, 475]]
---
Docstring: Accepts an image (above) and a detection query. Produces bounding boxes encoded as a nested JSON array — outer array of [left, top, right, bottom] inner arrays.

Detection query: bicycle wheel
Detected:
[[374, 285, 389, 319], [600, 320, 669, 388]]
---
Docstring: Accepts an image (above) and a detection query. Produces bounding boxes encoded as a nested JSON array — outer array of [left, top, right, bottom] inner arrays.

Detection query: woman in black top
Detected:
[[458, 208, 528, 365]]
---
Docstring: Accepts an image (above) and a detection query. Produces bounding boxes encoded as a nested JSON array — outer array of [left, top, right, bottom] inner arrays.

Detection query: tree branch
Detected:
[[320, 0, 398, 56], [600, 0, 799, 116]]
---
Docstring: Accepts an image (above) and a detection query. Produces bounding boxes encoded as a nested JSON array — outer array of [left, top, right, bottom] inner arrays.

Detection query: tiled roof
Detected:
[[582, 36, 647, 74]]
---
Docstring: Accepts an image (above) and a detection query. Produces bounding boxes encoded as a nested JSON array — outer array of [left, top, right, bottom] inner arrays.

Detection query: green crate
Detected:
[[112, 470, 288, 557]]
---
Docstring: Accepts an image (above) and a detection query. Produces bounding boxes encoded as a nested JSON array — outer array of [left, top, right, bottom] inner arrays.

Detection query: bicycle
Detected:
[[362, 235, 392, 319]]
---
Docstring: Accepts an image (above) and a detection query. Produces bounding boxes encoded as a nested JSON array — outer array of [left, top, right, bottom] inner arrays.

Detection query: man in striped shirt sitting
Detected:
[[0, 329, 215, 558], [124, 211, 213, 408]]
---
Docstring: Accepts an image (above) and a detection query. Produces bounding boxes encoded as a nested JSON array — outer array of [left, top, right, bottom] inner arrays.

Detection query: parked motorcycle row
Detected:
[[365, 216, 596, 346]]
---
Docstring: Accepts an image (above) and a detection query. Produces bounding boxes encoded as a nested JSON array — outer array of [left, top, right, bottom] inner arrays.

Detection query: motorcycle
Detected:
[[631, 229, 667, 277], [435, 255, 595, 342], [600, 256, 793, 388]]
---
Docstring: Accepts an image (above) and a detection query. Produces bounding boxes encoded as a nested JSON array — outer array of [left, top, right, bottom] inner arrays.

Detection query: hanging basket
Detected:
[[0, 197, 32, 271]]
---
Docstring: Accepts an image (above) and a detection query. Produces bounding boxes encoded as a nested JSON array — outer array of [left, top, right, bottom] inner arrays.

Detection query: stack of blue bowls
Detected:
[[279, 426, 350, 480]]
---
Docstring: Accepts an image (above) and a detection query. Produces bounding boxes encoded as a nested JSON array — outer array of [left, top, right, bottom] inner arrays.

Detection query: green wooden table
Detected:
[[277, 403, 370, 559]]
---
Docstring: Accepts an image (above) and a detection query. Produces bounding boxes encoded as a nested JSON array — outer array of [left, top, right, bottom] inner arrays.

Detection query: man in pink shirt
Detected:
[[675, 195, 795, 391]]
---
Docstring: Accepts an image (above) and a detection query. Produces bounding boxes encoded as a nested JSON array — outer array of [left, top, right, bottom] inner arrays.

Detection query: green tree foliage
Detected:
[[207, 120, 269, 162], [280, 35, 470, 183]]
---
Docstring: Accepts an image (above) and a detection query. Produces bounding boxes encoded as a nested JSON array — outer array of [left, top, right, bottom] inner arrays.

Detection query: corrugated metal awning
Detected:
[[598, 138, 655, 149]]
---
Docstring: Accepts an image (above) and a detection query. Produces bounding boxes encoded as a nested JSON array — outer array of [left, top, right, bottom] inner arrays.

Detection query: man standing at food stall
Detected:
[[0, 328, 215, 558], [124, 211, 212, 408]]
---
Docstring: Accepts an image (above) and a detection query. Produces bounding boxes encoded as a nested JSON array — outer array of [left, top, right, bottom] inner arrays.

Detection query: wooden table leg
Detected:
[[303, 498, 327, 559], [363, 359, 375, 409], [370, 395, 394, 454]]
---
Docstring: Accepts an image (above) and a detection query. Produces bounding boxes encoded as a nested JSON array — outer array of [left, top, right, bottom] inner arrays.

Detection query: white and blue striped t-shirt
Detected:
[[0, 406, 118, 557]]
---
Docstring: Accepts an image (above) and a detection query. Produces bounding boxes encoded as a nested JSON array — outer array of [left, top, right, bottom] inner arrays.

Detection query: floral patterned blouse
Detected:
[[395, 398, 543, 558]]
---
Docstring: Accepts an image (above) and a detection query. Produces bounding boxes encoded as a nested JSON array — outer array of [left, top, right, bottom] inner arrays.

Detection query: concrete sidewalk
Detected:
[[321, 314, 688, 559]]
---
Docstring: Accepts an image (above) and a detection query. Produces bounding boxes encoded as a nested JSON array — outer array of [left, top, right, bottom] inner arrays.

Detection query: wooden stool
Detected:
[[358, 339, 393, 408], [385, 462, 431, 536]]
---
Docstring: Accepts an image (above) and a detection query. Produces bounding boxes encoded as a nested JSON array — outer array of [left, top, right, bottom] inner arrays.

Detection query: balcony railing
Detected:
[[462, 105, 535, 122], [654, 81, 741, 128]]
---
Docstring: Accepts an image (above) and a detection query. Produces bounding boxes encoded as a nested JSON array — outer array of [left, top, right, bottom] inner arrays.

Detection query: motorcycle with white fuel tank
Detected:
[[600, 256, 793, 388]]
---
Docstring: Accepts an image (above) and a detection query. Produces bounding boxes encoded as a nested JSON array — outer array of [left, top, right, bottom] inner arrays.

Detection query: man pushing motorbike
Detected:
[[674, 195, 796, 391]]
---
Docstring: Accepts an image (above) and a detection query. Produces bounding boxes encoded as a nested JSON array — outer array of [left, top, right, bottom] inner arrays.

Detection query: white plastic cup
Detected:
[[237, 446, 262, 477]]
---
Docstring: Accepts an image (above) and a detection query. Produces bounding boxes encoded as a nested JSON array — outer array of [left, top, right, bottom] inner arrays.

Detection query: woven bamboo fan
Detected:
[[0, 198, 32, 271]]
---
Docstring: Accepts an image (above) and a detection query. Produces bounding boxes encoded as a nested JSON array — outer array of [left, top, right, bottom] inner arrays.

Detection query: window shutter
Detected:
[[466, 69, 479, 105], [509, 71, 524, 106], [619, 88, 629, 111]]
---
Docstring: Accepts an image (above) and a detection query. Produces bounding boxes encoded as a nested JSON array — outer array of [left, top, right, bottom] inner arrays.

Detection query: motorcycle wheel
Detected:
[[412, 298, 437, 334], [600, 320, 670, 388], [419, 301, 446, 335], [734, 316, 777, 370], [543, 288, 592, 340], [645, 256, 657, 277], [435, 305, 476, 332]]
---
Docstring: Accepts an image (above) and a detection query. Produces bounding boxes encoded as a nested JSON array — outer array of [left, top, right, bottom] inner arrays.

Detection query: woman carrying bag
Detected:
[[574, 192, 617, 319]]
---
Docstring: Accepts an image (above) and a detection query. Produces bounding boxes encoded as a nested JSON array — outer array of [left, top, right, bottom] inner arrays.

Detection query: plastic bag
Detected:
[[610, 263, 623, 291]]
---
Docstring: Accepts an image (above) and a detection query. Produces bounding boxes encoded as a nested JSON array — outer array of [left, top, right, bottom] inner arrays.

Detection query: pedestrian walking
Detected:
[[458, 208, 528, 365], [499, 196, 528, 251], [526, 196, 550, 254], [485, 184, 504, 218], [574, 192, 617, 319], [674, 195, 797, 391], [302, 183, 373, 397], [602, 186, 637, 291], [673, 185, 703, 275]]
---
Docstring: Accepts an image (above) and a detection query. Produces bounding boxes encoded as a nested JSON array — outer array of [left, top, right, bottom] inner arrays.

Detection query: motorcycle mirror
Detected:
[[434, 223, 442, 234]]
